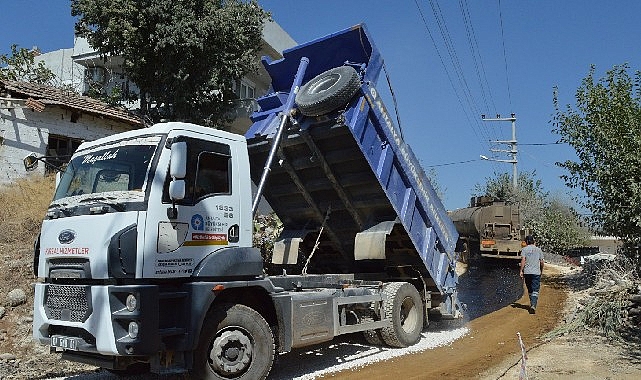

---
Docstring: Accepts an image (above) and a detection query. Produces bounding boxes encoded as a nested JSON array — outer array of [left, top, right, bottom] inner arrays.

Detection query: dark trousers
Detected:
[[524, 274, 541, 307]]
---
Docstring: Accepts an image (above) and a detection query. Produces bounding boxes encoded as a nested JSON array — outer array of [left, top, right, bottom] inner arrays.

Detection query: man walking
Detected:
[[520, 235, 544, 314]]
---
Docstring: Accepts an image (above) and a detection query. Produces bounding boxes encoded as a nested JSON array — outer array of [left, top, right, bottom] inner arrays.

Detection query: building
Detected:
[[0, 79, 143, 186], [36, 20, 296, 135]]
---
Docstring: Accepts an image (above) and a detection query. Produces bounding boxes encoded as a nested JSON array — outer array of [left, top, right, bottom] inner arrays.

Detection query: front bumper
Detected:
[[33, 283, 160, 356]]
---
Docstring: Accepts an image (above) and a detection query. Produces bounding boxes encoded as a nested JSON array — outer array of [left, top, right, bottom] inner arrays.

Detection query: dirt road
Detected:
[[326, 267, 566, 379]]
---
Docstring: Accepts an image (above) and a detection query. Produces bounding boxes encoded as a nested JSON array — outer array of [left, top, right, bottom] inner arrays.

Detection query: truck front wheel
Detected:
[[381, 282, 424, 347], [193, 304, 275, 380]]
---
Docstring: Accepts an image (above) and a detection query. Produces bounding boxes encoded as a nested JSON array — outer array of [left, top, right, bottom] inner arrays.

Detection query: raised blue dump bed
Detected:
[[246, 24, 459, 315]]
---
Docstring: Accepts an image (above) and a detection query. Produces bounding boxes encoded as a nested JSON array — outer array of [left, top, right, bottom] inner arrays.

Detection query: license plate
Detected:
[[51, 335, 80, 350]]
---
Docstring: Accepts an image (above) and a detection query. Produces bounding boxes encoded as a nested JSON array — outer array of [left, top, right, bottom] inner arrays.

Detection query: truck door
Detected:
[[142, 134, 242, 278]]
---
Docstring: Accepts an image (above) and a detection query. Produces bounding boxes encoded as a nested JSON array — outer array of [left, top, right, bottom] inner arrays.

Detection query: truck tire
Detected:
[[380, 282, 424, 348], [295, 66, 360, 116], [360, 308, 384, 345], [193, 303, 275, 380]]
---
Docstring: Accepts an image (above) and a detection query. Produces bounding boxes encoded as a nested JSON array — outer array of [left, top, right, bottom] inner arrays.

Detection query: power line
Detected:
[[415, 0, 499, 170], [425, 158, 480, 168], [458, 0, 497, 114], [413, 0, 490, 155], [497, 0, 513, 109], [519, 142, 563, 146]]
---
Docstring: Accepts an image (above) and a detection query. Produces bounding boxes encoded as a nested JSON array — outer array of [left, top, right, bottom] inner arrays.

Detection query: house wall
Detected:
[[35, 48, 86, 93], [0, 99, 138, 186]]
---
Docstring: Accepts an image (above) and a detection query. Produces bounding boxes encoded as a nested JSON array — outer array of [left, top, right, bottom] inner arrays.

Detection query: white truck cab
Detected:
[[33, 122, 268, 373]]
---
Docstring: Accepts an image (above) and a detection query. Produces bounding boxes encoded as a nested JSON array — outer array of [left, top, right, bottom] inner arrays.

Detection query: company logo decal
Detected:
[[191, 214, 204, 231], [45, 247, 90, 255], [58, 229, 76, 244], [184, 233, 228, 246], [82, 149, 119, 164]]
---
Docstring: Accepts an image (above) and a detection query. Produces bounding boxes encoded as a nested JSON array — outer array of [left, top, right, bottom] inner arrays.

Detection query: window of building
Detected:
[[235, 80, 256, 100], [46, 135, 82, 173]]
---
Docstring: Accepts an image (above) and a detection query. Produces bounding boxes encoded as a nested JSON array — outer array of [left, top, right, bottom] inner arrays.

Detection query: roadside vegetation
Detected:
[[0, 174, 54, 244], [553, 64, 641, 273]]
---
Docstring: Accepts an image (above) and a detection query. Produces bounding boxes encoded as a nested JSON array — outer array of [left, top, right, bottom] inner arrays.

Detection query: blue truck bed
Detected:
[[246, 24, 460, 316]]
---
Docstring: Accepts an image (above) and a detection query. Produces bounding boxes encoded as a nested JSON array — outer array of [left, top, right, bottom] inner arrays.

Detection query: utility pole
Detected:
[[480, 113, 518, 189]]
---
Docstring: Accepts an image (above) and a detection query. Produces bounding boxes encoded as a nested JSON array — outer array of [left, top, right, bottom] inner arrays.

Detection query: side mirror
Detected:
[[23, 153, 39, 171], [169, 179, 185, 201], [170, 142, 187, 179]]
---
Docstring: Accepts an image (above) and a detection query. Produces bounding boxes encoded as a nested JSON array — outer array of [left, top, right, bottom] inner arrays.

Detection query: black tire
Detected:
[[295, 66, 360, 116], [360, 308, 384, 346], [193, 304, 275, 380], [380, 282, 424, 348]]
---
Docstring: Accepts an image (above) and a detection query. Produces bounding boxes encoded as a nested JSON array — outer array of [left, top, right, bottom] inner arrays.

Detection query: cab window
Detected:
[[162, 137, 231, 204], [194, 152, 230, 200]]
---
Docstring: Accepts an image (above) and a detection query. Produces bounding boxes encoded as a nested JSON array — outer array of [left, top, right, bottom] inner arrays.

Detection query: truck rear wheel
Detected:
[[380, 282, 424, 347], [360, 308, 384, 345], [193, 304, 275, 380], [295, 66, 360, 116]]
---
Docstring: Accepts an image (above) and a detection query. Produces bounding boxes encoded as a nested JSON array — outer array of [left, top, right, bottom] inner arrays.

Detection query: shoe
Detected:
[[529, 306, 536, 314]]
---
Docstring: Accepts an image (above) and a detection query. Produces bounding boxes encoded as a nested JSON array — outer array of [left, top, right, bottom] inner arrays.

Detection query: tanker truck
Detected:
[[28, 24, 461, 379], [448, 196, 527, 262]]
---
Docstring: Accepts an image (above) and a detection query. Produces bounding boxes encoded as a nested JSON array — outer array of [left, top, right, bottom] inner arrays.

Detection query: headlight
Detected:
[[126, 294, 137, 312], [128, 321, 139, 339]]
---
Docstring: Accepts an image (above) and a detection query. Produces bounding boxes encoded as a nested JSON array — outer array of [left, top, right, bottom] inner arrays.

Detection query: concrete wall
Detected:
[[0, 99, 137, 186], [35, 48, 86, 93], [590, 236, 622, 255]]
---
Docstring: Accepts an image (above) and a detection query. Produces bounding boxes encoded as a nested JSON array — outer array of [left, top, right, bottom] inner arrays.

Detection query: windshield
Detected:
[[53, 136, 162, 202]]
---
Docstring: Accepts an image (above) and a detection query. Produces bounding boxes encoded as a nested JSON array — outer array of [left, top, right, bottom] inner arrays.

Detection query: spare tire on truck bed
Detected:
[[295, 66, 361, 116]]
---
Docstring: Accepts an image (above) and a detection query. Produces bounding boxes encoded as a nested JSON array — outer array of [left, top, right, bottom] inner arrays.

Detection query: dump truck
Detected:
[[29, 24, 461, 379], [449, 196, 527, 262]]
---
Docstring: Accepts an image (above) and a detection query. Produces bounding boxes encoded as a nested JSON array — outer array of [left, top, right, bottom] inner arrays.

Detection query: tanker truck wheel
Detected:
[[193, 304, 275, 380], [380, 282, 424, 348], [295, 65, 360, 116]]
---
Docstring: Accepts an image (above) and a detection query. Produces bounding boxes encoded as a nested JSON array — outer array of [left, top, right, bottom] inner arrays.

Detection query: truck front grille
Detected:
[[44, 285, 92, 322]]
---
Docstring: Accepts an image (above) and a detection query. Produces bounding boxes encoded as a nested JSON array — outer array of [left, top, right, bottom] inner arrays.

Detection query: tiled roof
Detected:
[[0, 79, 144, 127]]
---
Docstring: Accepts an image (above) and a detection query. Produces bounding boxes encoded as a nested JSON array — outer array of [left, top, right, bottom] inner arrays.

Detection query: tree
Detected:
[[0, 44, 56, 85], [527, 195, 591, 253], [553, 64, 641, 251], [71, 0, 269, 126], [473, 170, 546, 207]]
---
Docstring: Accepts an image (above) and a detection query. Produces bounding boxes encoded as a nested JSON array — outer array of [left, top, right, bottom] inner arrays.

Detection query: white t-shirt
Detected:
[[522, 244, 544, 275]]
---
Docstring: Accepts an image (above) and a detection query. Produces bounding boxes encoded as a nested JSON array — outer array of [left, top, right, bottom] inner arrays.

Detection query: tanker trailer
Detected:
[[448, 197, 527, 262]]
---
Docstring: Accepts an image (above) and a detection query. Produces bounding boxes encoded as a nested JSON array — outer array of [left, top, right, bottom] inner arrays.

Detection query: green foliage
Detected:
[[553, 64, 641, 253], [474, 171, 589, 253], [527, 195, 591, 253], [253, 212, 282, 265], [425, 168, 445, 201], [473, 170, 546, 205], [0, 44, 56, 85], [71, 0, 269, 126]]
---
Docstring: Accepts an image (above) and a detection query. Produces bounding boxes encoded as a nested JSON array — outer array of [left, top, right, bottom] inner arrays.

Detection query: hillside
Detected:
[[0, 175, 95, 378]]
